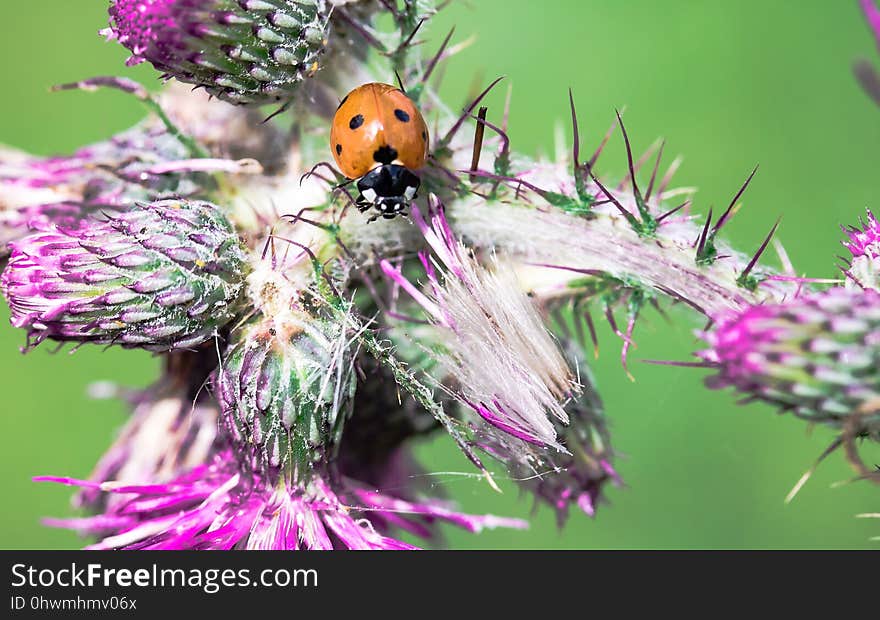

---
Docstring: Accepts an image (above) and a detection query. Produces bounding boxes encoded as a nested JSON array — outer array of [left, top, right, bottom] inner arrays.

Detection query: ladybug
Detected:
[[330, 82, 429, 220]]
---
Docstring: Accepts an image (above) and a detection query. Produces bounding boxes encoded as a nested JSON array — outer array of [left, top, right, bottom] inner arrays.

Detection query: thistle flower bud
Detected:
[[1, 199, 248, 351], [213, 307, 356, 473], [842, 209, 880, 291], [106, 0, 331, 105], [698, 287, 880, 436]]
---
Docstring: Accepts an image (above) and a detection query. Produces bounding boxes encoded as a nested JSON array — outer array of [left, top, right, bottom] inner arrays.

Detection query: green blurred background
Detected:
[[1, 1, 879, 549]]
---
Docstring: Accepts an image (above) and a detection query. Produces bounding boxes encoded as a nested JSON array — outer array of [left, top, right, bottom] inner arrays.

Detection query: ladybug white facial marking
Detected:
[[330, 82, 429, 221], [354, 164, 420, 222]]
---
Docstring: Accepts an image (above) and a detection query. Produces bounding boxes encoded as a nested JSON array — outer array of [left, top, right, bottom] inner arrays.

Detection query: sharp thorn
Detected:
[[590, 171, 640, 227], [713, 164, 758, 235], [442, 76, 505, 145], [422, 26, 455, 84], [644, 139, 666, 202], [656, 199, 690, 223], [616, 109, 642, 202], [741, 217, 782, 280], [695, 207, 714, 257]]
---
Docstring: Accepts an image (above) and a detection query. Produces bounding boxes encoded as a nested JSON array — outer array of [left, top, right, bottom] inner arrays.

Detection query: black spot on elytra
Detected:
[[335, 143, 342, 155], [336, 94, 348, 110], [421, 130, 427, 141], [394, 109, 411, 122], [349, 114, 364, 130], [373, 145, 398, 164]]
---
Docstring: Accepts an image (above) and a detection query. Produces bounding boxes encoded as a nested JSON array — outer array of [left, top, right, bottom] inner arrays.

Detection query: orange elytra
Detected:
[[330, 82, 429, 220]]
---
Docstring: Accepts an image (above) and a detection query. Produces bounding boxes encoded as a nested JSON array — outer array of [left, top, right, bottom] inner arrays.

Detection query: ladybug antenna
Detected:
[[300, 161, 346, 187]]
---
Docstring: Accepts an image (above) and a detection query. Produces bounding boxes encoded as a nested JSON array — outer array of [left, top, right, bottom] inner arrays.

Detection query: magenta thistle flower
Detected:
[[37, 449, 526, 550], [842, 209, 880, 290], [381, 197, 579, 451], [106, 0, 330, 104], [698, 287, 880, 435], [1, 199, 248, 351]]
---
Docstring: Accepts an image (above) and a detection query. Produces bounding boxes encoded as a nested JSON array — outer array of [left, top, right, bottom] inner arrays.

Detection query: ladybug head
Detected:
[[355, 164, 421, 220]]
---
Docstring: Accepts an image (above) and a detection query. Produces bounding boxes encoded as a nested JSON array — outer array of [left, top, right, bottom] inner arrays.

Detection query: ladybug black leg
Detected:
[[354, 194, 372, 213], [301, 161, 348, 187]]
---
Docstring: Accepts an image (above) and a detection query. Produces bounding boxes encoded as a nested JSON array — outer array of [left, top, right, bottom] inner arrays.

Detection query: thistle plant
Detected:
[[2, 0, 878, 549]]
